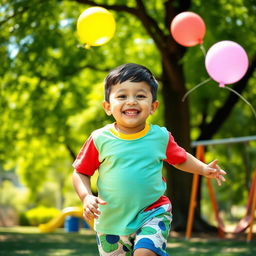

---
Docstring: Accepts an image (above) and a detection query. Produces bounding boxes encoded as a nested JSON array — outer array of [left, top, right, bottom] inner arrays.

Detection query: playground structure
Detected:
[[38, 206, 94, 233], [186, 135, 256, 241]]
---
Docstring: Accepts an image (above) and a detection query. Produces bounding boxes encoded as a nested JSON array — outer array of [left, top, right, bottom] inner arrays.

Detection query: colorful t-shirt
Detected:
[[73, 123, 187, 235]]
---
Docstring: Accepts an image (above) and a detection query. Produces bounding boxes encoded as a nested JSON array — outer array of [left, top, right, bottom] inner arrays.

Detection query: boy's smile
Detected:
[[122, 108, 140, 116], [103, 81, 159, 134]]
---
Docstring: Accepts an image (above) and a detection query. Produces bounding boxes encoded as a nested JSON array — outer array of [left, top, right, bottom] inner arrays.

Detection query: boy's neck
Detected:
[[114, 123, 147, 134]]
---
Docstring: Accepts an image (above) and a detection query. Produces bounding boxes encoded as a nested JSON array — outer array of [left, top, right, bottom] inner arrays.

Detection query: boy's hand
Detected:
[[203, 160, 227, 186], [82, 195, 107, 221]]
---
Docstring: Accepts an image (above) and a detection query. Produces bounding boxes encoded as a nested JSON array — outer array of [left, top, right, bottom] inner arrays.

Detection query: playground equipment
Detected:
[[234, 172, 256, 234], [38, 207, 94, 233], [185, 135, 256, 241], [247, 175, 256, 241]]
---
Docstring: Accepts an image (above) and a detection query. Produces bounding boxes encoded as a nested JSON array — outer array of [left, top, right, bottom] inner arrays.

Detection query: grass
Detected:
[[0, 226, 255, 256]]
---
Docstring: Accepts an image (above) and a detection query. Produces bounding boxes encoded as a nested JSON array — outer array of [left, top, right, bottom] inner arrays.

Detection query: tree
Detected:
[[1, 0, 255, 230]]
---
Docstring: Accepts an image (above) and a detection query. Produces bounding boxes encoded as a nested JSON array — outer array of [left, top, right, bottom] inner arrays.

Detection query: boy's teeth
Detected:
[[125, 111, 138, 114]]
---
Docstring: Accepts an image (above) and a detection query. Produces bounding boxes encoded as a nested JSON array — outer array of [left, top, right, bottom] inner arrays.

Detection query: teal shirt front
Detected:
[[73, 123, 187, 235]]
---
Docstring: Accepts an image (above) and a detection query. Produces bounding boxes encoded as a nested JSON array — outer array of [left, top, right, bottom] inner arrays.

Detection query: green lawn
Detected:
[[0, 226, 255, 256]]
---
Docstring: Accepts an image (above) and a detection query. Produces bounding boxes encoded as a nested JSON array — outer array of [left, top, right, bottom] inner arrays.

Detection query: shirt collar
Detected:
[[109, 123, 150, 140]]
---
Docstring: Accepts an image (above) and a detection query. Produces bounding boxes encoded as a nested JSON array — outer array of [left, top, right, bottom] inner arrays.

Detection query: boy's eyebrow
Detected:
[[115, 88, 148, 93], [115, 88, 126, 93], [137, 89, 148, 93]]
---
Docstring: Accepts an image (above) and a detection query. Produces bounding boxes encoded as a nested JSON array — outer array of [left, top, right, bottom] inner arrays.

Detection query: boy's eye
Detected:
[[117, 95, 126, 99], [136, 94, 146, 99]]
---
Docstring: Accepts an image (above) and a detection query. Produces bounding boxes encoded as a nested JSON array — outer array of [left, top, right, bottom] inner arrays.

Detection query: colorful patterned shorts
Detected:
[[96, 204, 172, 256]]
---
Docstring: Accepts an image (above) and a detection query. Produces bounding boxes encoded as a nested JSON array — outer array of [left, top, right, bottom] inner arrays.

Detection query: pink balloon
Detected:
[[205, 41, 249, 87]]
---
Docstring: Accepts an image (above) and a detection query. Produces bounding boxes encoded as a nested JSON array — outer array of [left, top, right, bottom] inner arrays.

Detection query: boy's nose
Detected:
[[127, 97, 137, 105]]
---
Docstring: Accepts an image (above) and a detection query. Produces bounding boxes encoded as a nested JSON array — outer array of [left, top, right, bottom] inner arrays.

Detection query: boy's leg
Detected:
[[133, 248, 157, 256], [133, 204, 172, 256], [96, 232, 135, 256]]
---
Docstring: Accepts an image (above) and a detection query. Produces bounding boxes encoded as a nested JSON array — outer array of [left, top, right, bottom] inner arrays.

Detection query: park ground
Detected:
[[0, 226, 256, 256]]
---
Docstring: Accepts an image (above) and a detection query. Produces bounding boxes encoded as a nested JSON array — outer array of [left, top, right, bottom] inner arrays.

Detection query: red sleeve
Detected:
[[164, 132, 187, 165], [72, 136, 100, 176]]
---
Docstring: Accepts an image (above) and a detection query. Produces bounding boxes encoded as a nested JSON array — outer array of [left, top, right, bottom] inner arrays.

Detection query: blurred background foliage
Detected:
[[0, 0, 255, 227]]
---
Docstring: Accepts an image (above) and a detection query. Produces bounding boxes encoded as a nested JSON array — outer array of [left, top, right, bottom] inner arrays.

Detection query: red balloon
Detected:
[[170, 12, 206, 47]]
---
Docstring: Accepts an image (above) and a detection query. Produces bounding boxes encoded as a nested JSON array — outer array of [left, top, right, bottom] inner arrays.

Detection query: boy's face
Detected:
[[103, 81, 159, 134]]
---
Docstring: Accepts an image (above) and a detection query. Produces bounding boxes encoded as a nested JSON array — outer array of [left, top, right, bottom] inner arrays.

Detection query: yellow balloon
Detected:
[[77, 7, 116, 47]]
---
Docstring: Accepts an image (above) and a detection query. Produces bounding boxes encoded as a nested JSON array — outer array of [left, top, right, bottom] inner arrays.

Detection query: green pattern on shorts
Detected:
[[97, 233, 134, 256], [119, 240, 133, 253], [160, 215, 171, 238], [138, 226, 157, 235], [99, 235, 119, 253]]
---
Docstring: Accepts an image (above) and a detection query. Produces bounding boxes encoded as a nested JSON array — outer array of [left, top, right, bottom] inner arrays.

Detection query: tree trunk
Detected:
[[161, 59, 217, 232]]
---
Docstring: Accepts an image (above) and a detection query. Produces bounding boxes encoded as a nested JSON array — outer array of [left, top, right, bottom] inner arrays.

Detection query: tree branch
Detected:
[[163, 0, 190, 56], [65, 143, 76, 161], [70, 0, 138, 15], [80, 64, 110, 72], [134, 0, 166, 50], [0, 6, 29, 27], [197, 53, 256, 140]]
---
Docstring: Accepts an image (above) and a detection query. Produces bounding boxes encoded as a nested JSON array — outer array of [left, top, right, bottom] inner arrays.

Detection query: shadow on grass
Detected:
[[0, 227, 255, 256], [0, 227, 98, 256], [167, 236, 256, 256]]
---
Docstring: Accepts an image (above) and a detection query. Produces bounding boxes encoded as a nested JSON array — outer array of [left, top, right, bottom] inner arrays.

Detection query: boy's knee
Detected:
[[134, 248, 157, 256]]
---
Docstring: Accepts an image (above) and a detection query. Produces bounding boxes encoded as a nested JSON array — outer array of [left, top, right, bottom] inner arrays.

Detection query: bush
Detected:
[[20, 206, 61, 226], [19, 212, 30, 226], [0, 180, 29, 212]]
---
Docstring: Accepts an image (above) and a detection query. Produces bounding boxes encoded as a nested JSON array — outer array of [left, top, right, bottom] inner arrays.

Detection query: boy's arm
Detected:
[[174, 153, 226, 186], [72, 170, 93, 201], [72, 170, 106, 220]]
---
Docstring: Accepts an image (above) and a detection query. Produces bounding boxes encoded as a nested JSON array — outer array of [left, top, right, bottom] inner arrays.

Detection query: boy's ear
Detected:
[[150, 100, 159, 114], [102, 101, 112, 116]]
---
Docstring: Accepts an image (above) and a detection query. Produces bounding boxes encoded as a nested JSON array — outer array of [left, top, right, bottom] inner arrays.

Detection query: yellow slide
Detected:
[[38, 206, 94, 233]]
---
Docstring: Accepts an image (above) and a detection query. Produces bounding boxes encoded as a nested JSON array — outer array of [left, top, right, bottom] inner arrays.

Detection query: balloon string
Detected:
[[76, 44, 91, 49], [200, 44, 206, 56], [182, 77, 211, 102], [222, 86, 256, 119]]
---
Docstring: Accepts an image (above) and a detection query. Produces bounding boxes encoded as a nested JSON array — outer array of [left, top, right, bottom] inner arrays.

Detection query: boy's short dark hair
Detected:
[[104, 63, 158, 102]]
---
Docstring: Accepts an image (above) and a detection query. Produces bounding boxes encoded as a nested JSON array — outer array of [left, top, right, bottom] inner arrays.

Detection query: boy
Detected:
[[72, 63, 226, 256]]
